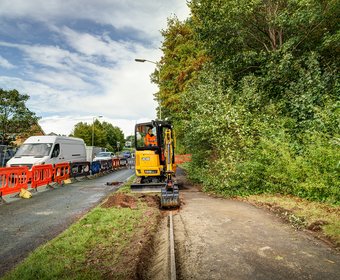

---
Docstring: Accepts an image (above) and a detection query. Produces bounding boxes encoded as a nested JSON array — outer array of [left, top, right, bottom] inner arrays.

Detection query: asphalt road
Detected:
[[0, 168, 134, 277]]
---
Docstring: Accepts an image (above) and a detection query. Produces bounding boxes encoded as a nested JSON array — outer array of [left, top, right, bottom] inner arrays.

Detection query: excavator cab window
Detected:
[[135, 124, 158, 149]]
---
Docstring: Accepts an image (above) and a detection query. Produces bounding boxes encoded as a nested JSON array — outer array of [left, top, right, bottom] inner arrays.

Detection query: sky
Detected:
[[0, 0, 190, 137]]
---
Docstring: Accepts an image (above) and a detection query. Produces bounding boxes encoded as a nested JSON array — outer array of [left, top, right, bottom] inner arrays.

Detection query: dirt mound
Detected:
[[138, 194, 160, 208], [102, 193, 137, 209]]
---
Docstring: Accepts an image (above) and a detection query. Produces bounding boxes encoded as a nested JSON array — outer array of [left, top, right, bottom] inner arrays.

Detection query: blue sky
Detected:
[[0, 0, 189, 136]]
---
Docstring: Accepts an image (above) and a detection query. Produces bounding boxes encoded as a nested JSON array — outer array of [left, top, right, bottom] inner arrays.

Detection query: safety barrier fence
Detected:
[[53, 163, 70, 184], [31, 164, 53, 190], [99, 160, 108, 172], [0, 158, 130, 200], [0, 166, 29, 197], [70, 162, 91, 179], [119, 158, 128, 167], [112, 158, 120, 169], [107, 159, 113, 170], [91, 161, 101, 175]]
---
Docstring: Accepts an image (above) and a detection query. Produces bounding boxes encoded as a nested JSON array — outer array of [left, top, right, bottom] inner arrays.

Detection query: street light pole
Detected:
[[91, 115, 103, 147], [135, 58, 162, 120]]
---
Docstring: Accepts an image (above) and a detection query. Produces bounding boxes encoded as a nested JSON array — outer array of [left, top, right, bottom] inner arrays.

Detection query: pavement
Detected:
[[173, 172, 340, 280], [0, 168, 134, 277]]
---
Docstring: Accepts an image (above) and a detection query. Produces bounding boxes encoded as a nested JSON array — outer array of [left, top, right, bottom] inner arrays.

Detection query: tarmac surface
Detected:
[[0, 168, 134, 277], [173, 172, 340, 280]]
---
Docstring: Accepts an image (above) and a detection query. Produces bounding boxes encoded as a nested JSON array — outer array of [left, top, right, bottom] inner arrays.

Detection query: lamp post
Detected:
[[135, 58, 162, 120], [91, 115, 103, 147]]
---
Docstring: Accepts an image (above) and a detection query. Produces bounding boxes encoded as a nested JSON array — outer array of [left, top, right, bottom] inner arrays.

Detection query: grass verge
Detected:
[[2, 179, 160, 280], [245, 194, 340, 249]]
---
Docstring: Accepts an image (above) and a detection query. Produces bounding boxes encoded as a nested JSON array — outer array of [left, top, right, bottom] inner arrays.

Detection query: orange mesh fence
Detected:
[[175, 154, 192, 164]]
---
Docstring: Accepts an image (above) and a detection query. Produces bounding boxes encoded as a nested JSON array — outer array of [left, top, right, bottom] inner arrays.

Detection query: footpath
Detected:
[[171, 171, 340, 280]]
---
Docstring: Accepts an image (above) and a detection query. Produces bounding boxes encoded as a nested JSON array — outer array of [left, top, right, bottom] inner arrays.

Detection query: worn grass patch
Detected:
[[117, 176, 135, 193], [2, 190, 160, 280], [246, 194, 340, 248]]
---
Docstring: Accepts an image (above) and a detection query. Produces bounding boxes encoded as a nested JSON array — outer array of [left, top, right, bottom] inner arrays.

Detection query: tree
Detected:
[[158, 0, 340, 202], [101, 121, 125, 152], [0, 89, 40, 145], [72, 120, 124, 152], [156, 16, 207, 123]]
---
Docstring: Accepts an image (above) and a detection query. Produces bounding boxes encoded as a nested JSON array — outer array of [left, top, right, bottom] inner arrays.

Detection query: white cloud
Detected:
[[0, 55, 15, 69], [0, 0, 189, 39], [0, 0, 189, 137], [39, 115, 151, 138]]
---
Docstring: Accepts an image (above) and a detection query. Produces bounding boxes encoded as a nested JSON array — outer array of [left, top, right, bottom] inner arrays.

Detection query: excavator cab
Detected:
[[131, 120, 179, 208]]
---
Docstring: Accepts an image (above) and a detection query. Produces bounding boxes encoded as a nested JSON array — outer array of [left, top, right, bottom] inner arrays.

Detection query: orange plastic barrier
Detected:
[[112, 158, 120, 169], [0, 166, 29, 197], [31, 164, 53, 189], [175, 154, 192, 164], [53, 163, 70, 184]]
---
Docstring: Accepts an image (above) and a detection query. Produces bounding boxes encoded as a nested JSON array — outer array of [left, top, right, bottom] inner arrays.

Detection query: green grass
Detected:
[[2, 190, 157, 280], [117, 175, 135, 193], [246, 194, 340, 246]]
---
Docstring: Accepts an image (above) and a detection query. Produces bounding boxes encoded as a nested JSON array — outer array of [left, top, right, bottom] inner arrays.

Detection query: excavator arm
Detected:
[[161, 128, 179, 208]]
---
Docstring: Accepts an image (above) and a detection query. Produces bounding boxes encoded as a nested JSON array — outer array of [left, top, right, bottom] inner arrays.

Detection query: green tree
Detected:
[[159, 0, 340, 203], [152, 17, 207, 121], [101, 121, 125, 152], [0, 89, 40, 145], [72, 120, 124, 152]]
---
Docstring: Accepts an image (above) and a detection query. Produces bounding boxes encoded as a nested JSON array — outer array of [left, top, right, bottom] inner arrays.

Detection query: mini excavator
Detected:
[[131, 120, 179, 208]]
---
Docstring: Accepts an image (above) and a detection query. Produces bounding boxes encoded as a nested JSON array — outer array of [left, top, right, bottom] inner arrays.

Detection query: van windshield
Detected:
[[97, 152, 112, 157], [15, 143, 53, 157]]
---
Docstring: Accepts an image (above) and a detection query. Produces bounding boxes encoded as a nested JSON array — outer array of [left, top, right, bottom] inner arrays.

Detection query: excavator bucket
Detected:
[[130, 182, 180, 208], [160, 184, 179, 208]]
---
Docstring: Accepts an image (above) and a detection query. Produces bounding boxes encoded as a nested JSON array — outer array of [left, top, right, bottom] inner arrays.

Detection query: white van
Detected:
[[6, 136, 86, 169]]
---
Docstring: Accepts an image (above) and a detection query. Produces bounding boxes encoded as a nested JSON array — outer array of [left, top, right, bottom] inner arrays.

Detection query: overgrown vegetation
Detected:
[[156, 0, 339, 204], [246, 194, 340, 247]]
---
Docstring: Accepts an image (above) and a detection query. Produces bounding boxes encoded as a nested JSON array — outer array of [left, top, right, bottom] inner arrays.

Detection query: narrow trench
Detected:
[[138, 212, 172, 280]]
